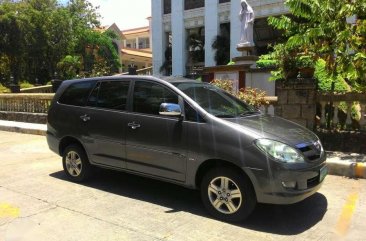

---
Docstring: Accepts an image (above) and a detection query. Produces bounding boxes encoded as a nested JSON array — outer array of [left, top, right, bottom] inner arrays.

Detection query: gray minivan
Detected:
[[47, 75, 327, 222]]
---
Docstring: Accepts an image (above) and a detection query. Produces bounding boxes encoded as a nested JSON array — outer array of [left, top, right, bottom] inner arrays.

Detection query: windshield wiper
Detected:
[[215, 114, 236, 118], [239, 110, 259, 117]]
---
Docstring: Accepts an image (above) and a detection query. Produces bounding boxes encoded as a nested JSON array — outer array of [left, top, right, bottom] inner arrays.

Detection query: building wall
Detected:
[[121, 25, 152, 72], [122, 29, 151, 50], [152, 0, 288, 77], [245, 72, 275, 96]]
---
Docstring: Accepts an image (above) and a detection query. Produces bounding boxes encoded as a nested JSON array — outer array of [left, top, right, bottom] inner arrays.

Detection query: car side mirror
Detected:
[[159, 103, 182, 117]]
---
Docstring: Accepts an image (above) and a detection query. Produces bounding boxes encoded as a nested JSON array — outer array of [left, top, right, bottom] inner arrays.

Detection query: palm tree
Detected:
[[212, 23, 230, 65]]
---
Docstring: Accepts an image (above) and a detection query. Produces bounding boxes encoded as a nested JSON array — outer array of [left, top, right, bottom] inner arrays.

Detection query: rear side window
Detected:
[[87, 81, 130, 110], [58, 81, 93, 106]]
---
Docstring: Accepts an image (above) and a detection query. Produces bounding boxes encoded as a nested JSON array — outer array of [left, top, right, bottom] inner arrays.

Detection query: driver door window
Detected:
[[132, 81, 178, 115]]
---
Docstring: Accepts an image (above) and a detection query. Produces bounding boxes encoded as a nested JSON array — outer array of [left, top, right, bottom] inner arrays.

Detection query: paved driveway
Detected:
[[0, 131, 365, 241]]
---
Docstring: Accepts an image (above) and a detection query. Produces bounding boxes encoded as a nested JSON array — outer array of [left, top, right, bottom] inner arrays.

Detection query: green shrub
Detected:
[[257, 53, 278, 69], [19, 81, 34, 89], [296, 55, 314, 68], [210, 79, 269, 108], [315, 59, 350, 93], [0, 83, 10, 93], [256, 59, 277, 68]]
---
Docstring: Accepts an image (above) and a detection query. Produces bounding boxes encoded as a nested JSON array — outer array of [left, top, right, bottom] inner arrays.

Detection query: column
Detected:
[[147, 17, 152, 50], [152, 0, 166, 76], [136, 37, 139, 49], [172, 0, 186, 76], [230, 0, 242, 59], [204, 0, 219, 67]]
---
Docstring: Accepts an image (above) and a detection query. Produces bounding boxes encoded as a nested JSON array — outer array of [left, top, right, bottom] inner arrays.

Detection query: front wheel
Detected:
[[200, 167, 256, 222]]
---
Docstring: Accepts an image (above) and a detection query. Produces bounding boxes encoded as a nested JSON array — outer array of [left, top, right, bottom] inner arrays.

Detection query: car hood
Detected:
[[226, 114, 318, 146]]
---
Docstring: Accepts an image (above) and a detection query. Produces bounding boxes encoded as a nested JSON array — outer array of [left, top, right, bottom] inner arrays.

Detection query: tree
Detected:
[[76, 29, 120, 77], [22, 0, 73, 83], [0, 0, 25, 84], [212, 23, 230, 65], [56, 55, 82, 80], [267, 0, 366, 91], [187, 31, 204, 63], [0, 0, 120, 84]]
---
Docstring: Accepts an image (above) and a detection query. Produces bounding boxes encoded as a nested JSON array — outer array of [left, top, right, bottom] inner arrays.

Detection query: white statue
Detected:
[[238, 0, 254, 47]]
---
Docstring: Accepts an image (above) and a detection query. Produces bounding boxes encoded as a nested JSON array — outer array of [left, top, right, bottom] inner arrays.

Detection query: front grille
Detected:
[[296, 141, 323, 163], [307, 154, 320, 161], [307, 175, 319, 188]]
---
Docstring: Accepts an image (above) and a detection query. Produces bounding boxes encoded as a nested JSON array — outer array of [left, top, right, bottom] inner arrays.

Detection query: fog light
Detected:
[[282, 181, 296, 188]]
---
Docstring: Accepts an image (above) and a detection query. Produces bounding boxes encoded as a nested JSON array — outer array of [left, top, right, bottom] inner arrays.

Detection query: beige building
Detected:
[[96, 19, 153, 74], [121, 20, 153, 73]]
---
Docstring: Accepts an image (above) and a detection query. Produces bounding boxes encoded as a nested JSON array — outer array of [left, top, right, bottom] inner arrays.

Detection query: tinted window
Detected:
[[185, 102, 205, 122], [133, 81, 178, 115], [59, 81, 93, 106], [173, 82, 257, 118], [87, 81, 130, 110]]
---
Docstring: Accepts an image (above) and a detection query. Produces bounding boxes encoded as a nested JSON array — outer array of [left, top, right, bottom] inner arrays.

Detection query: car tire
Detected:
[[200, 167, 256, 222], [62, 144, 93, 182]]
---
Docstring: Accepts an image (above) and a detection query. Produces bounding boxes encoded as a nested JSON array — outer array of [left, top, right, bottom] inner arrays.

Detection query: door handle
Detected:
[[80, 114, 90, 122], [128, 122, 141, 130]]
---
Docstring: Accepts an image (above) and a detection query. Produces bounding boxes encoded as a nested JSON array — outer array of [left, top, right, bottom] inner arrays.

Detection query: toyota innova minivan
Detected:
[[47, 76, 327, 222]]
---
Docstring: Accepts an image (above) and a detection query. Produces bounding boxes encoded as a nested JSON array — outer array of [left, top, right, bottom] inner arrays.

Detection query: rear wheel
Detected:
[[200, 167, 256, 222], [62, 145, 92, 182]]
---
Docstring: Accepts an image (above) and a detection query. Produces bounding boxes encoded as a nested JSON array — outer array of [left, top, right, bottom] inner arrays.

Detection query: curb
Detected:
[[327, 159, 366, 179], [0, 121, 46, 136]]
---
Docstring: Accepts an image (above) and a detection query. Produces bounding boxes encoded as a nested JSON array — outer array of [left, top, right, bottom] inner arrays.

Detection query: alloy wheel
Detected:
[[207, 176, 243, 214], [65, 151, 82, 177]]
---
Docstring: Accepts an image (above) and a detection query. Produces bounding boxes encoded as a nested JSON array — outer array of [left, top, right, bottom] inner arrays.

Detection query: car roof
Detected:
[[62, 75, 201, 85], [160, 76, 200, 83]]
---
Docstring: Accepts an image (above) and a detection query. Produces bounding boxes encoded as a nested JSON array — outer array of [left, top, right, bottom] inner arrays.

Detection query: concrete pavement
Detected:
[[0, 120, 365, 179], [0, 130, 365, 240]]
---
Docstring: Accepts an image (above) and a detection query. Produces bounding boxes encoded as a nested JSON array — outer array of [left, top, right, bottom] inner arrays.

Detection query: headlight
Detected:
[[255, 139, 305, 163], [314, 140, 324, 154]]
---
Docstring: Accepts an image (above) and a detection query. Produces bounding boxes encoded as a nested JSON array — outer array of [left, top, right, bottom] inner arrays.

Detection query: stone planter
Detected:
[[285, 69, 299, 79], [299, 67, 315, 78]]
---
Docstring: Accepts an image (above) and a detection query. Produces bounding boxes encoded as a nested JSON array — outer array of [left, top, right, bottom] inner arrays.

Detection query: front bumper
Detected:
[[248, 154, 327, 205]]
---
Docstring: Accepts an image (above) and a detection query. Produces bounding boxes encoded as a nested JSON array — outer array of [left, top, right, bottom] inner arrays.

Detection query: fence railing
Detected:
[[316, 92, 366, 131], [0, 94, 54, 113], [120, 66, 153, 76], [20, 85, 53, 93], [0, 93, 277, 116], [136, 67, 153, 75]]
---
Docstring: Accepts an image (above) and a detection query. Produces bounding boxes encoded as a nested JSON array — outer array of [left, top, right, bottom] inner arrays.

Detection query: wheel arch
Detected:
[[59, 136, 86, 156]]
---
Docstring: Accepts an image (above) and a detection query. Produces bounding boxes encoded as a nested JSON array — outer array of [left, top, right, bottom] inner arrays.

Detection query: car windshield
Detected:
[[172, 82, 258, 118]]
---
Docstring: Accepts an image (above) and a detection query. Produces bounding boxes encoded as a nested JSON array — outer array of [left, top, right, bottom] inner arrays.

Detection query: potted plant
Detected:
[[264, 44, 298, 81], [296, 55, 315, 78], [256, 58, 277, 69]]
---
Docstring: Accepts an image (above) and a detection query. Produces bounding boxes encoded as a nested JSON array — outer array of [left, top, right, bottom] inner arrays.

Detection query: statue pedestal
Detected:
[[233, 46, 258, 67]]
